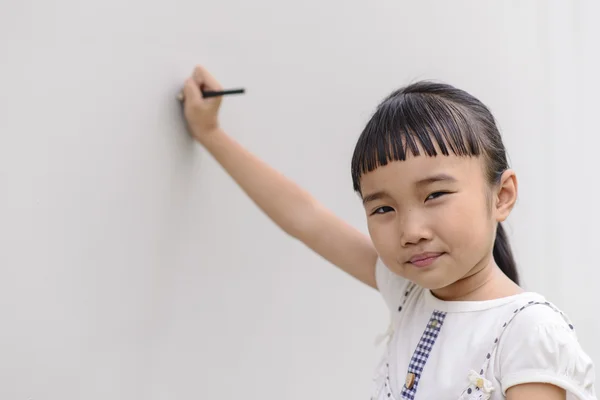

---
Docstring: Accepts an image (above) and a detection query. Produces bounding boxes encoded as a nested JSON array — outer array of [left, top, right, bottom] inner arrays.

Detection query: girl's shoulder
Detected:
[[493, 293, 596, 399]]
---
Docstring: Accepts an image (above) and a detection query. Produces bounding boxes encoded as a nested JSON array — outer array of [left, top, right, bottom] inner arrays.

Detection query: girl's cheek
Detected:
[[369, 225, 397, 257]]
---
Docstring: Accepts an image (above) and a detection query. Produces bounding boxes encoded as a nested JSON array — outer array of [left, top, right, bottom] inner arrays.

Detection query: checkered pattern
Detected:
[[400, 310, 447, 400]]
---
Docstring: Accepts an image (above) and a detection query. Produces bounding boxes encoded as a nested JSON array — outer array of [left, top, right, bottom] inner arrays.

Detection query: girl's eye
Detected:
[[372, 206, 394, 215], [426, 191, 451, 201]]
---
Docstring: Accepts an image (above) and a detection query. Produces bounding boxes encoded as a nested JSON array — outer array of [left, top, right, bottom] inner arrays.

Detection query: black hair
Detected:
[[350, 81, 519, 285]]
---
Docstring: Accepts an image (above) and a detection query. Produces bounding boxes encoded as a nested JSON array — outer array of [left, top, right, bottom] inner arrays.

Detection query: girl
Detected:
[[180, 65, 596, 400]]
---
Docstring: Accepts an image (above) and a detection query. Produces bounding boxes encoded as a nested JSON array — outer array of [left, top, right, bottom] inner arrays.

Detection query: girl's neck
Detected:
[[431, 257, 523, 302]]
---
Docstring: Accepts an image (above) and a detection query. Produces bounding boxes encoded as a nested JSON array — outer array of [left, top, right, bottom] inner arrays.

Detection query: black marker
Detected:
[[203, 88, 245, 98], [177, 88, 245, 101]]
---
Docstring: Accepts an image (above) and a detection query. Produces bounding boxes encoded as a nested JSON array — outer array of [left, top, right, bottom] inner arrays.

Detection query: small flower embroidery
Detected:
[[458, 370, 494, 400], [467, 370, 493, 393]]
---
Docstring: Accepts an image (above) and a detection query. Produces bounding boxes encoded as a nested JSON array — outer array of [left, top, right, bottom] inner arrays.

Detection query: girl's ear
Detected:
[[495, 169, 518, 222]]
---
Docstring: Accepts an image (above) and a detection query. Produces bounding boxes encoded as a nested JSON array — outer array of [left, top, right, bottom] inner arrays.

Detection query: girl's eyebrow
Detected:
[[416, 173, 457, 187], [362, 191, 389, 205]]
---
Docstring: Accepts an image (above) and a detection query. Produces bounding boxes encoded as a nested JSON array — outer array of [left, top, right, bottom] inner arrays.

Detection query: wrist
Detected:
[[196, 126, 225, 148]]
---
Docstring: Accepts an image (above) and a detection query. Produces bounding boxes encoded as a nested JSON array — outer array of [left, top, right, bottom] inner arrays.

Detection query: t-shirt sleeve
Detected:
[[375, 257, 409, 313], [497, 305, 596, 399]]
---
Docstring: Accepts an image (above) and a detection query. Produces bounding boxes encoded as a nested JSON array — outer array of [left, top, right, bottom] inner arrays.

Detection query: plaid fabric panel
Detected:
[[400, 310, 447, 400]]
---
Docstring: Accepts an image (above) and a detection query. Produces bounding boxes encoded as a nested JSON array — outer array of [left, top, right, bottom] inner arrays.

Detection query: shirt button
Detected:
[[430, 320, 438, 328], [405, 373, 415, 389]]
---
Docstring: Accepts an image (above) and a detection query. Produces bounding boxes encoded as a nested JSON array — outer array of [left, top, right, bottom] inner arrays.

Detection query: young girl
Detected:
[[180, 65, 596, 400]]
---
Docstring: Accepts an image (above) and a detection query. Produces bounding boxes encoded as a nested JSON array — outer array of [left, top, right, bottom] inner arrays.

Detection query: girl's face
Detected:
[[360, 153, 513, 290]]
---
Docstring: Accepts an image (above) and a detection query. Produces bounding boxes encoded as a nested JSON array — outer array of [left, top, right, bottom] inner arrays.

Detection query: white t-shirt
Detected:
[[372, 258, 596, 400]]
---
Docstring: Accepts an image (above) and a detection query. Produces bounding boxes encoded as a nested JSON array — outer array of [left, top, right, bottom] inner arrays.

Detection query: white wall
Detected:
[[1, 1, 598, 399]]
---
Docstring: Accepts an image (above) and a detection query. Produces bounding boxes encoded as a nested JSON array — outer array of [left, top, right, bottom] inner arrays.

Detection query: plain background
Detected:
[[1, 1, 599, 399]]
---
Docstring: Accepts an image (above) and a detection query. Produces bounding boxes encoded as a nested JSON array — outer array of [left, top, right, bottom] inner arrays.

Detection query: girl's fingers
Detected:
[[182, 77, 202, 104], [178, 65, 222, 103], [193, 65, 223, 92]]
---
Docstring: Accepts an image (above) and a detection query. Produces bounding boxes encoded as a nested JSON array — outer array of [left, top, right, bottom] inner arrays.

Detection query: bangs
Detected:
[[351, 86, 483, 193]]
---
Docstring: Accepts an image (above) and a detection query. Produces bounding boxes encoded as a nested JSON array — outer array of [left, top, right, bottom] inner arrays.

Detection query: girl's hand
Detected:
[[181, 65, 223, 143]]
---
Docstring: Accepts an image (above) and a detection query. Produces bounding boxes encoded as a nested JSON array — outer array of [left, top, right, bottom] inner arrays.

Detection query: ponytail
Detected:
[[493, 223, 519, 285]]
